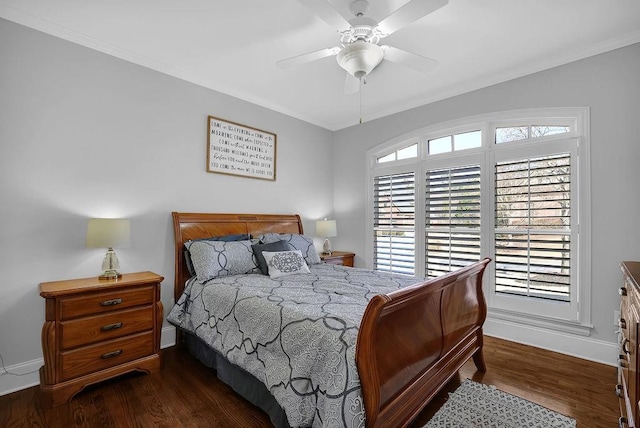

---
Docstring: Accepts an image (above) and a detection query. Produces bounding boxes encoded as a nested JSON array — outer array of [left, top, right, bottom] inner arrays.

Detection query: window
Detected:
[[368, 108, 590, 332], [373, 172, 415, 275], [494, 154, 571, 301], [377, 142, 417, 163], [532, 125, 570, 138], [496, 124, 570, 144], [425, 164, 481, 278], [496, 126, 528, 144], [428, 130, 481, 154]]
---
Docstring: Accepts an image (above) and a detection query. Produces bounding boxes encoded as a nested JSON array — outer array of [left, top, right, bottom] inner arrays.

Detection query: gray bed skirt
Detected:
[[184, 332, 292, 428]]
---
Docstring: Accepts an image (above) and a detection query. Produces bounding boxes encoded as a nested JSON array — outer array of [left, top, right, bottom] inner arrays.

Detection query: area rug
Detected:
[[424, 379, 576, 428]]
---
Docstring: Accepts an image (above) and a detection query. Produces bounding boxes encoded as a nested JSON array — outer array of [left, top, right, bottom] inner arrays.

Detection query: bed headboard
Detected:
[[171, 212, 303, 303]]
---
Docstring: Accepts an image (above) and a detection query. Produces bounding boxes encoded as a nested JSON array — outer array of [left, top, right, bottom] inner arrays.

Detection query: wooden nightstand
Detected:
[[39, 271, 164, 407], [319, 251, 355, 267]]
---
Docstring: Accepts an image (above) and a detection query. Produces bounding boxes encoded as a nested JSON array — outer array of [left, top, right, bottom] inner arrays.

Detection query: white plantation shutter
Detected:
[[425, 165, 481, 278], [373, 172, 415, 275], [494, 153, 571, 301]]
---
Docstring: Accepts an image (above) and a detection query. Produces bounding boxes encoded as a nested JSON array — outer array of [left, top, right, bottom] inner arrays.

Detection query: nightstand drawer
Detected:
[[60, 331, 154, 381], [319, 251, 355, 267], [60, 286, 155, 320], [60, 306, 154, 350]]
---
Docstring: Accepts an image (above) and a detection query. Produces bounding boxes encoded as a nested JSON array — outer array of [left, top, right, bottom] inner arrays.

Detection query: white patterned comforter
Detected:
[[166, 263, 418, 428]]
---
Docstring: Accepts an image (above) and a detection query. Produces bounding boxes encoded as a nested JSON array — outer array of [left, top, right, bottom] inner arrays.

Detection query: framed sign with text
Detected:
[[207, 116, 276, 181]]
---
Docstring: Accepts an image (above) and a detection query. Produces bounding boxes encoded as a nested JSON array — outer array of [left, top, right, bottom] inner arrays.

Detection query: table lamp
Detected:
[[86, 218, 131, 279], [316, 218, 337, 255]]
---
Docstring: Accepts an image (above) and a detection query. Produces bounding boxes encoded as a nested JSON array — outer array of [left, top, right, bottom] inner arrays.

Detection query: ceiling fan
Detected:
[[277, 0, 448, 93]]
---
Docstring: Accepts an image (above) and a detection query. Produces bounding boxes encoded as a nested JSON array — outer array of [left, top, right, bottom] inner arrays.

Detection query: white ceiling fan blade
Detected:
[[382, 46, 438, 74], [297, 0, 351, 32], [276, 47, 340, 69], [377, 0, 448, 36], [344, 72, 360, 94]]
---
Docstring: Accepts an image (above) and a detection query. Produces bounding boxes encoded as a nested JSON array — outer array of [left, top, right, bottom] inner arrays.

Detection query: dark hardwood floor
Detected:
[[0, 336, 618, 427]]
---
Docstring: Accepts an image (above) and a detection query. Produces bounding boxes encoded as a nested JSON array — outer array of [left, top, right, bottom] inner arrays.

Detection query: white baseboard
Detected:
[[484, 316, 618, 366], [0, 357, 41, 396], [161, 325, 177, 348], [0, 326, 178, 397]]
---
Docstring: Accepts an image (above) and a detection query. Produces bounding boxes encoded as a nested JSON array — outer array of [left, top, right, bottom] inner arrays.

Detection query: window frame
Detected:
[[488, 138, 580, 322], [366, 108, 591, 335]]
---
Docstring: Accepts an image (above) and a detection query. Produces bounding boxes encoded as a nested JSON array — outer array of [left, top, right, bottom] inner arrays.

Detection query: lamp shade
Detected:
[[86, 218, 131, 248], [316, 219, 337, 238]]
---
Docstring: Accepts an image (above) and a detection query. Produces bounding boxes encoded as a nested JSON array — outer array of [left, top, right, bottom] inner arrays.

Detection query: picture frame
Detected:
[[207, 115, 277, 181]]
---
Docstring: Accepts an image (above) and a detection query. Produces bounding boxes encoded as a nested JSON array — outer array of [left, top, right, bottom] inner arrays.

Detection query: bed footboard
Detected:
[[356, 258, 491, 428]]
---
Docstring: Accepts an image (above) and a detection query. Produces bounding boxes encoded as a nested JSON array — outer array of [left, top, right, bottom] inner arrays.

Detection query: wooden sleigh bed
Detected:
[[170, 212, 491, 428]]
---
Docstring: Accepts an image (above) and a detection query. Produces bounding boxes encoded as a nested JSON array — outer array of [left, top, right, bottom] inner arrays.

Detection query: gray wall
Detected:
[[333, 43, 640, 351], [0, 18, 334, 392]]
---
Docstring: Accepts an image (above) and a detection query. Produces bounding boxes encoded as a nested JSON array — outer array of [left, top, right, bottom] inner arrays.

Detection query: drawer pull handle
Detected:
[[623, 338, 630, 355], [620, 287, 628, 296], [616, 384, 624, 397], [620, 318, 627, 329], [619, 354, 628, 367], [100, 322, 123, 332], [100, 298, 122, 307], [100, 350, 123, 359], [619, 416, 628, 428]]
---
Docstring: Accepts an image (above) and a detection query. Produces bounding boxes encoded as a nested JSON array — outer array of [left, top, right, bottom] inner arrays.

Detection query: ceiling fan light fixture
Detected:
[[336, 40, 383, 79]]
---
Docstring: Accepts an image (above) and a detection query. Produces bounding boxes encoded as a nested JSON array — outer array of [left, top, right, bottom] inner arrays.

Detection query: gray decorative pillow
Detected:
[[185, 239, 260, 283], [262, 250, 310, 279], [184, 233, 251, 276], [252, 240, 291, 275], [259, 233, 322, 265]]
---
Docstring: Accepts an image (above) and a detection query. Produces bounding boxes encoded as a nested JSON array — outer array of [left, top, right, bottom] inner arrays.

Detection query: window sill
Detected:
[[487, 307, 593, 337]]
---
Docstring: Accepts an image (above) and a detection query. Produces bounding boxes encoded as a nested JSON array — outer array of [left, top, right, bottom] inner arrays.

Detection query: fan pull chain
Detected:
[[359, 76, 365, 124], [359, 78, 362, 124]]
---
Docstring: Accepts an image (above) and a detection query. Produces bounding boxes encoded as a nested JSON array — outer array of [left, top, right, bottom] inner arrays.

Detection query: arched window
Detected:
[[367, 108, 591, 333]]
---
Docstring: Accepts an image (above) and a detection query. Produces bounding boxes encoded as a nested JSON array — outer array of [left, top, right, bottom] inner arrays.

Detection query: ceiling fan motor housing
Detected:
[[336, 40, 383, 79]]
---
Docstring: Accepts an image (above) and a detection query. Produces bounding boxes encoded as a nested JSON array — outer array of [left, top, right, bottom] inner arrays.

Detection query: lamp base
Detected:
[[99, 270, 122, 280], [322, 238, 332, 255], [99, 248, 122, 280]]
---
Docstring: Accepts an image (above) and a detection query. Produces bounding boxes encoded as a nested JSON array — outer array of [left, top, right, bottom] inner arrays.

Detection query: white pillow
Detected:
[[262, 250, 311, 279]]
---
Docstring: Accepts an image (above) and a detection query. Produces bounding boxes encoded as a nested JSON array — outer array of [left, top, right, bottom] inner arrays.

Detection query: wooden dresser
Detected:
[[619, 262, 640, 427], [39, 271, 163, 407]]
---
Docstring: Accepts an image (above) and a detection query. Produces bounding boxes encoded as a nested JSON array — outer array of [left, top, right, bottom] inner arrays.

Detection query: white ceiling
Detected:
[[2, 0, 640, 130]]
